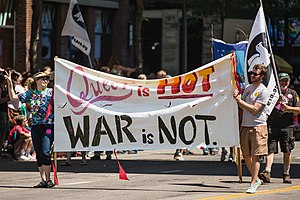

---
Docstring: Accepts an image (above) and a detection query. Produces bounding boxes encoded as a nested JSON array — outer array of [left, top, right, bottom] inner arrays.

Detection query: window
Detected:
[[0, 0, 14, 67], [41, 4, 55, 61], [268, 18, 300, 47], [94, 10, 112, 67]]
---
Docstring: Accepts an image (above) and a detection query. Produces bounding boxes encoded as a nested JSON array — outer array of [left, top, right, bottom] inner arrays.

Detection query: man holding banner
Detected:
[[236, 0, 280, 193], [234, 64, 269, 194]]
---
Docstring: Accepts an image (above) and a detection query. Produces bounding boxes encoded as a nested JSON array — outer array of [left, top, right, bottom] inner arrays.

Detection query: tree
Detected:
[[135, 0, 144, 68], [29, 0, 42, 74]]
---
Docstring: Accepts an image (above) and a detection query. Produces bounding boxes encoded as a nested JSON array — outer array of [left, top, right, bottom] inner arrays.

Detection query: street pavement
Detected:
[[1, 142, 300, 200]]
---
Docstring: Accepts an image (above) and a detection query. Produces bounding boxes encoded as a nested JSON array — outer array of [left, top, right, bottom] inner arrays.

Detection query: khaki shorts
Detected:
[[240, 125, 268, 156]]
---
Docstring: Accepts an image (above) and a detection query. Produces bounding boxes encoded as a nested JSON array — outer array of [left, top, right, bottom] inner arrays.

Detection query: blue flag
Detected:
[[212, 39, 248, 83]]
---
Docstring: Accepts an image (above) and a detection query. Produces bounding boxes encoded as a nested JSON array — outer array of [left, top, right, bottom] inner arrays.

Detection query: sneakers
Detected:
[[246, 179, 262, 194], [283, 173, 292, 184], [27, 154, 36, 161], [228, 155, 234, 162], [258, 170, 271, 183], [174, 153, 184, 161], [18, 155, 30, 161]]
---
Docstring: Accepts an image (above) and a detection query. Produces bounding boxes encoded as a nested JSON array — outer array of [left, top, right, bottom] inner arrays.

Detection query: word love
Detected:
[[63, 114, 217, 148]]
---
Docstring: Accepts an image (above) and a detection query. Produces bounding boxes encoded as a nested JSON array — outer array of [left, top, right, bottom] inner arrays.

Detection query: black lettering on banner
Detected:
[[92, 116, 105, 146], [158, 116, 177, 144], [147, 134, 154, 144], [142, 134, 147, 143], [92, 116, 117, 146], [118, 115, 137, 143], [195, 115, 216, 145], [267, 85, 278, 106], [63, 116, 89, 148], [179, 116, 196, 145]]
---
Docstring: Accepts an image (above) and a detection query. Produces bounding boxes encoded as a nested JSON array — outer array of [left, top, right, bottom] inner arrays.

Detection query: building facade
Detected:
[[0, 0, 134, 73]]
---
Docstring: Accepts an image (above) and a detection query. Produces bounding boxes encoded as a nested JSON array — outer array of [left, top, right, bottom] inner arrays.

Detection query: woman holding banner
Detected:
[[5, 71, 55, 188]]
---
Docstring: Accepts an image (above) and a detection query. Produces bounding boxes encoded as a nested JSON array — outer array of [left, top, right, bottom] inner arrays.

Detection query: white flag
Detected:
[[61, 0, 91, 55], [244, 5, 279, 115]]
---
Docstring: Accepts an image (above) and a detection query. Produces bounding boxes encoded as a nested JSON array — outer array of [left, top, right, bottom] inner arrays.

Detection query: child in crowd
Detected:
[[8, 115, 35, 161]]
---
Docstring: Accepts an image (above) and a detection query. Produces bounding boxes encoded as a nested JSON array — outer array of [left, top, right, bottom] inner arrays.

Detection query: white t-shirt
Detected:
[[241, 83, 270, 127], [7, 84, 26, 110]]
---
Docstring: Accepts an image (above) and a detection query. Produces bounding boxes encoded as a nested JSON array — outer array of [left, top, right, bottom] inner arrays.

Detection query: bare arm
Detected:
[[281, 103, 300, 114], [20, 131, 31, 138], [234, 94, 265, 115], [4, 71, 19, 101]]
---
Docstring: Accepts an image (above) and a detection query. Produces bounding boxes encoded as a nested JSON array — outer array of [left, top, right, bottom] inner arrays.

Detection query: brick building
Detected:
[[0, 0, 134, 73]]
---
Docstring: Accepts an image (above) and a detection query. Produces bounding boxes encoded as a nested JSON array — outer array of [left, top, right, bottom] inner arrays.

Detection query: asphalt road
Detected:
[[1, 143, 300, 200]]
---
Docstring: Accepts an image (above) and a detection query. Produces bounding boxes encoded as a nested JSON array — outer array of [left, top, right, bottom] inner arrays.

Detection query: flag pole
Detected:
[[211, 24, 214, 61], [260, 2, 281, 95], [265, 27, 281, 95], [88, 55, 93, 69]]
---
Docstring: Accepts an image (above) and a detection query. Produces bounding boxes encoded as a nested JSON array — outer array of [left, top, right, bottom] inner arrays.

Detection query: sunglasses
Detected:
[[250, 71, 261, 76], [38, 77, 49, 81]]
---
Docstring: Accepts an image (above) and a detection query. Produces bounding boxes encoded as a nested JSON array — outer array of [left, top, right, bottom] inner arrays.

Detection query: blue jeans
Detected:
[[31, 124, 54, 167]]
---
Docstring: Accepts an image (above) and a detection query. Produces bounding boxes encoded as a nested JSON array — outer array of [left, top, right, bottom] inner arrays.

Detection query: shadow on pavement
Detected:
[[1, 158, 299, 178], [0, 184, 244, 194]]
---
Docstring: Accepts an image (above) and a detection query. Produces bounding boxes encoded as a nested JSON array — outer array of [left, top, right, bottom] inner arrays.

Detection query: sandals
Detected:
[[34, 181, 47, 188], [34, 180, 55, 188], [60, 161, 71, 166], [46, 180, 55, 188]]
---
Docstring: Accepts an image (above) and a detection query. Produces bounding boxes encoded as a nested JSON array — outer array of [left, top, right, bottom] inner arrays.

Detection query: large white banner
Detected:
[[54, 55, 240, 152]]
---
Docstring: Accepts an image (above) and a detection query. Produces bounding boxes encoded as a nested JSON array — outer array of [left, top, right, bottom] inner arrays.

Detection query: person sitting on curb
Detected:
[[8, 115, 35, 161]]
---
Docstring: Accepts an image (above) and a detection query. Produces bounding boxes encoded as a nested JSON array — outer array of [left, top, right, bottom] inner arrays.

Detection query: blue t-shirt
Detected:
[[18, 88, 54, 125]]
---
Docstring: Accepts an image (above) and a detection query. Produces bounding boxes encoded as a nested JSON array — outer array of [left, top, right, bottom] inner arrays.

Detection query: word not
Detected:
[[63, 114, 217, 148]]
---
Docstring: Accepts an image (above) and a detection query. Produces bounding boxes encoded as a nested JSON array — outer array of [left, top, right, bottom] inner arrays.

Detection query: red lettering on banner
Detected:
[[66, 66, 132, 115], [156, 66, 215, 98], [157, 77, 181, 95], [182, 73, 198, 93], [197, 66, 214, 92]]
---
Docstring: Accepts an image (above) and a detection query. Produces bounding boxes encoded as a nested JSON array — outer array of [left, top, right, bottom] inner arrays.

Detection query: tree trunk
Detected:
[[135, 0, 144, 68], [29, 0, 42, 74]]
